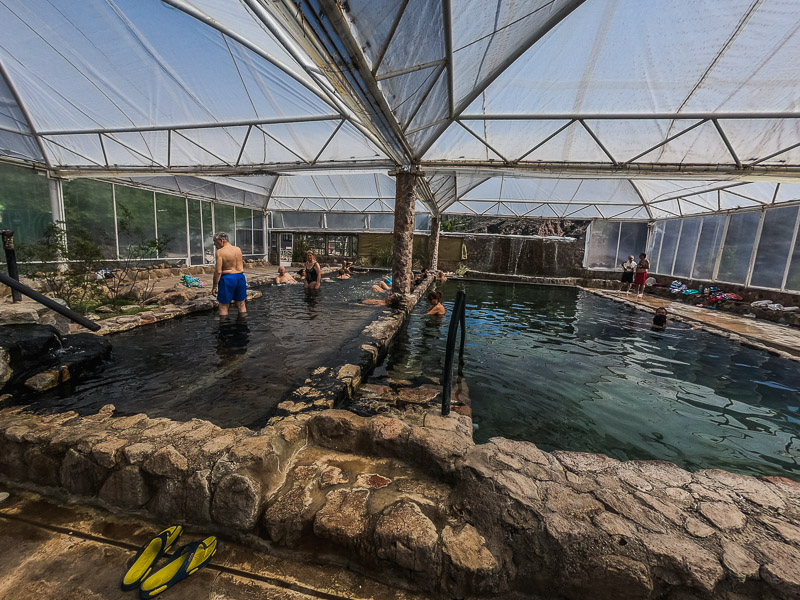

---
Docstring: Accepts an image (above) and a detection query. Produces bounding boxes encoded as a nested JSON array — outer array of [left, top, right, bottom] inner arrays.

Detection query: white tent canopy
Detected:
[[3, 0, 800, 219]]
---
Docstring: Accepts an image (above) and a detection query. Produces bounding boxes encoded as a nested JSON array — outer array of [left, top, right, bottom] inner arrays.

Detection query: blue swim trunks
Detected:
[[217, 272, 247, 304]]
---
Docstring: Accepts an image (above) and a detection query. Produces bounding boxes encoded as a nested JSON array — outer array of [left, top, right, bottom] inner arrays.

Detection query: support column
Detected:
[[390, 168, 423, 295], [428, 215, 441, 271], [49, 177, 66, 225]]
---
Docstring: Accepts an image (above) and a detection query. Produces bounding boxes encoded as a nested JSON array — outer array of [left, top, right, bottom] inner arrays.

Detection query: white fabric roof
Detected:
[[3, 0, 800, 219]]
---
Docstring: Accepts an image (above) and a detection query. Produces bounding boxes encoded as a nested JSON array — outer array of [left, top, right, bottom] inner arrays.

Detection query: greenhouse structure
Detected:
[[1, 0, 800, 292]]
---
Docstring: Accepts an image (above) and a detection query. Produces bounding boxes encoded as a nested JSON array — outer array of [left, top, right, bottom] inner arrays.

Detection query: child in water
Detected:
[[426, 290, 445, 315]]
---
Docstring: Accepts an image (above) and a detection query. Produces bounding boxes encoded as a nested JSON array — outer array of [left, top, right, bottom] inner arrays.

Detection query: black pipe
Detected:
[[0, 271, 101, 331], [441, 290, 466, 416], [1, 230, 22, 303]]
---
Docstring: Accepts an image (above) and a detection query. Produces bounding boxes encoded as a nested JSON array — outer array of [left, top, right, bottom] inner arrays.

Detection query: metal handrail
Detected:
[[441, 290, 466, 416]]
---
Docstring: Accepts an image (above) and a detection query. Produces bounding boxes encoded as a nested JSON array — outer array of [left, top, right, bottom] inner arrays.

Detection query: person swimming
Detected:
[[652, 307, 667, 331], [426, 290, 445, 315], [275, 266, 297, 284], [337, 268, 350, 280]]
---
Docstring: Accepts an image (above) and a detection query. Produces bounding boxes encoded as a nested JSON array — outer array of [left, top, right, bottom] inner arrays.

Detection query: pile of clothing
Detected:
[[181, 274, 204, 288], [669, 280, 688, 293], [708, 291, 743, 304], [751, 299, 799, 312]]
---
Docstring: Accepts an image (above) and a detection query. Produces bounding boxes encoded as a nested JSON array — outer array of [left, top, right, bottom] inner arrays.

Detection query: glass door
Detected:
[[279, 233, 293, 266]]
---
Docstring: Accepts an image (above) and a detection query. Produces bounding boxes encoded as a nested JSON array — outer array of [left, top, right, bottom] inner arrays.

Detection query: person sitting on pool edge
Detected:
[[372, 276, 392, 294], [212, 231, 247, 317], [652, 307, 667, 331], [426, 290, 445, 316], [274, 266, 297, 285], [361, 294, 400, 307]]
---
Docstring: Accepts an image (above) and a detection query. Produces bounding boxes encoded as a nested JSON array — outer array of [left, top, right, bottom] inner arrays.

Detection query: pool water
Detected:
[[379, 280, 800, 479], [18, 274, 388, 429]]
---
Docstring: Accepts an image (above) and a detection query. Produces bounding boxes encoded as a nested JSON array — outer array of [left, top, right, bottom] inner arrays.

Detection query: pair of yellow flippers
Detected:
[[121, 525, 217, 598]]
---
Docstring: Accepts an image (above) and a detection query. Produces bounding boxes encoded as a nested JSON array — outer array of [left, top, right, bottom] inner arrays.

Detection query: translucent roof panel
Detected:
[[0, 0, 389, 169], [3, 0, 800, 221]]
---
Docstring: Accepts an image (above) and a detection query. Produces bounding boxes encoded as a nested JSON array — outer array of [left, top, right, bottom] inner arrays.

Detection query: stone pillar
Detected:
[[391, 170, 421, 295], [428, 215, 440, 271]]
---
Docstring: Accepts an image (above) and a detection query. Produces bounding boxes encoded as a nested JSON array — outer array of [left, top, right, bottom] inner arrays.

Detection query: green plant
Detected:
[[412, 245, 429, 270], [454, 262, 468, 277], [368, 245, 393, 268], [20, 221, 105, 310], [291, 238, 311, 263]]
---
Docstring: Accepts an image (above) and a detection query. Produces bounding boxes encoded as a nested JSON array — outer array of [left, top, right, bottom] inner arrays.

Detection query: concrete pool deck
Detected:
[[0, 489, 429, 600], [590, 289, 800, 360]]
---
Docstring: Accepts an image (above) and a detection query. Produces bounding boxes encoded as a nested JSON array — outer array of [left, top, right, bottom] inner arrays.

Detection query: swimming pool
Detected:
[[16, 274, 385, 429], [376, 280, 800, 479]]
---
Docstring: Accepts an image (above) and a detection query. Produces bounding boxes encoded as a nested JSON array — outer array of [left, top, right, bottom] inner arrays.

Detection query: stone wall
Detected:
[[458, 233, 585, 277]]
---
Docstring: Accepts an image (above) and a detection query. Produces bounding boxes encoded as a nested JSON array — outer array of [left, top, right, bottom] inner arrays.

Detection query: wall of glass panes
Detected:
[[646, 206, 800, 292], [270, 211, 431, 232], [0, 164, 267, 266], [584, 221, 649, 270]]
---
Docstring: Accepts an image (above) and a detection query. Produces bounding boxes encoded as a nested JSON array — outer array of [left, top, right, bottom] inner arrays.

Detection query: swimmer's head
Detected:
[[278, 266, 286, 275]]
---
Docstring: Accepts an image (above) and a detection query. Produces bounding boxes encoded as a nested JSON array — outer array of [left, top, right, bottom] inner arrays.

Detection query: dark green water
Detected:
[[381, 280, 800, 479]]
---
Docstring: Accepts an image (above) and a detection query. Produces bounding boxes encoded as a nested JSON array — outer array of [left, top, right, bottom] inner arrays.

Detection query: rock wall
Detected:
[[457, 233, 585, 277]]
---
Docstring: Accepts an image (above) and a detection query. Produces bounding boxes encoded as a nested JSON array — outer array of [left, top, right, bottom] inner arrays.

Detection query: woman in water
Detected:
[[426, 290, 445, 315], [304, 251, 322, 290]]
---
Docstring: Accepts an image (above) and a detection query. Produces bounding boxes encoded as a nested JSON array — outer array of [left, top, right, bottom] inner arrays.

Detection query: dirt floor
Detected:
[[0, 489, 428, 600]]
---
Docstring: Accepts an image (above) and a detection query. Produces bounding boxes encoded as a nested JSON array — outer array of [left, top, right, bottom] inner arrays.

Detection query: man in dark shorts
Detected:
[[619, 255, 636, 294], [212, 232, 247, 317]]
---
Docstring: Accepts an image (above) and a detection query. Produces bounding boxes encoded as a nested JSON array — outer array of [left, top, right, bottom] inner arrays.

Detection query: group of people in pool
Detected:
[[364, 268, 448, 315], [273, 251, 356, 288], [212, 233, 450, 318]]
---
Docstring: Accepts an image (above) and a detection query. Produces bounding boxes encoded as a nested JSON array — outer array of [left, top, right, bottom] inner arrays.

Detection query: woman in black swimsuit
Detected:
[[304, 250, 322, 290]]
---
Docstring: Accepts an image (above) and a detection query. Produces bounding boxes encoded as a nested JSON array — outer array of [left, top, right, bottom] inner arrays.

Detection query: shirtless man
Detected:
[[212, 232, 247, 316], [274, 266, 297, 285]]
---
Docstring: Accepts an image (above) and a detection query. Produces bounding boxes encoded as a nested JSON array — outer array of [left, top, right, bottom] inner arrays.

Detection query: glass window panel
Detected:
[[718, 211, 762, 284], [616, 222, 648, 266], [647, 221, 665, 273], [201, 201, 214, 264], [369, 214, 395, 230], [253, 212, 265, 255], [235, 207, 253, 254], [691, 215, 726, 280], [115, 186, 155, 257], [63, 179, 116, 257], [785, 229, 800, 291], [327, 212, 367, 230], [586, 221, 619, 269], [155, 193, 188, 259], [214, 204, 236, 244], [654, 219, 681, 275], [280, 212, 323, 229], [415, 214, 431, 231], [673, 218, 701, 278], [326, 235, 351, 256], [750, 206, 799, 289], [188, 198, 203, 265], [0, 162, 52, 251]]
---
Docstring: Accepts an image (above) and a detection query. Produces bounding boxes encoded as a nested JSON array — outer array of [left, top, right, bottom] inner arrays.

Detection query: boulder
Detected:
[[211, 473, 262, 530], [314, 488, 370, 547], [374, 500, 439, 572], [99, 466, 150, 509], [59, 449, 107, 496]]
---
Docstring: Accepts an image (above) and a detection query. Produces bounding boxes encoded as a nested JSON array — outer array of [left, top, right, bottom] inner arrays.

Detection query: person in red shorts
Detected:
[[634, 252, 650, 298]]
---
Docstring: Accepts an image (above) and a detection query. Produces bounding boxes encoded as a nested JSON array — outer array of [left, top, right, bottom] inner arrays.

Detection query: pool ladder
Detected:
[[441, 290, 466, 416]]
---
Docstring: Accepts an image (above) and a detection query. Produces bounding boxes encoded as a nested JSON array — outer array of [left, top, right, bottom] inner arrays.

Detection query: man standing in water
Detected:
[[212, 232, 247, 317]]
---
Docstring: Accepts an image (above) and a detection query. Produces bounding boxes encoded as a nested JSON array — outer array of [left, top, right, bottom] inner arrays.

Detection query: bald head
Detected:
[[278, 266, 286, 275]]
